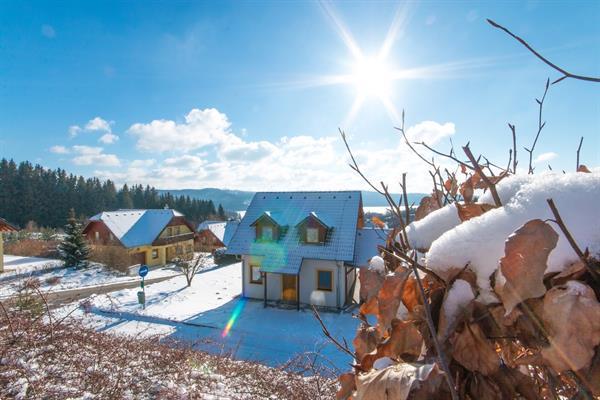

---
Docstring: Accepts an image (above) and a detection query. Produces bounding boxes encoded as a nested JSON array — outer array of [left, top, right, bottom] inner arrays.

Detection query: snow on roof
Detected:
[[0, 217, 18, 232], [197, 220, 240, 247], [88, 209, 185, 248], [352, 228, 389, 266], [426, 172, 600, 304], [227, 191, 362, 274]]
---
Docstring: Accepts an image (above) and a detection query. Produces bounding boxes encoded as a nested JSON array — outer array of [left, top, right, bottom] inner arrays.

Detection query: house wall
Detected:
[[158, 223, 193, 239], [241, 255, 346, 308], [92, 238, 194, 268], [195, 230, 224, 252]]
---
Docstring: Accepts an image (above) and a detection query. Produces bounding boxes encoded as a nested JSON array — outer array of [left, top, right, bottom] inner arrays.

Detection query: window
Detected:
[[152, 249, 159, 259], [317, 270, 333, 291], [94, 231, 100, 241], [176, 246, 183, 255], [249, 265, 263, 284], [186, 244, 193, 253], [262, 226, 273, 241], [167, 227, 173, 236], [306, 227, 319, 243], [109, 233, 114, 241], [175, 226, 181, 235]]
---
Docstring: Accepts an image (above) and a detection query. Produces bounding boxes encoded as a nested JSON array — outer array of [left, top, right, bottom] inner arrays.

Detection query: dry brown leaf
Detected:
[[437, 279, 476, 343], [359, 268, 384, 303], [541, 281, 600, 372], [450, 322, 500, 375], [401, 277, 420, 313], [377, 269, 412, 334], [355, 362, 440, 400], [414, 196, 440, 221], [467, 374, 503, 400], [371, 216, 386, 228], [550, 260, 586, 286], [455, 202, 495, 222], [359, 297, 379, 316], [577, 164, 591, 173], [498, 219, 559, 314], [361, 320, 423, 370], [336, 372, 356, 400], [459, 176, 474, 203], [353, 323, 382, 361]]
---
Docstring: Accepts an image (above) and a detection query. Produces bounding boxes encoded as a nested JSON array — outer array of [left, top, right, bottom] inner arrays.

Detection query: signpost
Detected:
[[138, 265, 149, 309]]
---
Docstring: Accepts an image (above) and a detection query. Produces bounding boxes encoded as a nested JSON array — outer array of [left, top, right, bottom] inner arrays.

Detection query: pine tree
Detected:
[[58, 209, 90, 269], [218, 204, 226, 220]]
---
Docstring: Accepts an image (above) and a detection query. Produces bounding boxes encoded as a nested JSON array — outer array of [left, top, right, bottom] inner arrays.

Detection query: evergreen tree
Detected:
[[218, 204, 226, 220], [58, 209, 90, 269]]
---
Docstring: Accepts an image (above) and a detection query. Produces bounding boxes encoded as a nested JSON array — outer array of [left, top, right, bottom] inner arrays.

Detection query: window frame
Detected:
[[306, 227, 320, 243], [261, 226, 273, 241], [316, 270, 333, 291], [94, 231, 100, 241], [152, 249, 159, 259], [249, 265, 263, 284]]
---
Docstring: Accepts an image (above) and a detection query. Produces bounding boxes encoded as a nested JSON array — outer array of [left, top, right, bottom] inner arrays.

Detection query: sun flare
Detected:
[[351, 57, 393, 98]]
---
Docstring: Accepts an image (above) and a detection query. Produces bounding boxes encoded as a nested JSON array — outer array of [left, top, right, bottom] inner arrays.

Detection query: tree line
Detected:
[[0, 159, 226, 228]]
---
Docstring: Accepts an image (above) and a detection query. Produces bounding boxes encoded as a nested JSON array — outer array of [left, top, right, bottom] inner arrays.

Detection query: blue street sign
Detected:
[[139, 265, 149, 278]]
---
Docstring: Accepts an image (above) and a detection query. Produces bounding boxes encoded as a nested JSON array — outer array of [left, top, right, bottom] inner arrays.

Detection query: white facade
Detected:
[[241, 255, 358, 308]]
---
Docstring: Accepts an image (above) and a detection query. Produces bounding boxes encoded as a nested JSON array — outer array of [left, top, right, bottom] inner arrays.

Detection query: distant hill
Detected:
[[159, 188, 426, 212]]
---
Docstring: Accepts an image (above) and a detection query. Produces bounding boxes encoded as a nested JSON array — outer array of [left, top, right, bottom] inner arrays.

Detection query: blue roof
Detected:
[[197, 220, 240, 247], [353, 228, 389, 266], [226, 191, 362, 274], [88, 209, 185, 248]]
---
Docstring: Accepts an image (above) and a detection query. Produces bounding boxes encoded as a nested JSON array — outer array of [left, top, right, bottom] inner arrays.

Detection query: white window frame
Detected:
[[249, 265, 263, 284], [262, 226, 273, 241]]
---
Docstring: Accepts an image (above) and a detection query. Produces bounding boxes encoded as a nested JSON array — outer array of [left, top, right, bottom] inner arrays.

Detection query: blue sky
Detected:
[[1, 0, 598, 192]]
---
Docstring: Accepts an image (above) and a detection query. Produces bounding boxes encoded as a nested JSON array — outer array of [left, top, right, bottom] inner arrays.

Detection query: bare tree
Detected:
[[175, 253, 208, 287]]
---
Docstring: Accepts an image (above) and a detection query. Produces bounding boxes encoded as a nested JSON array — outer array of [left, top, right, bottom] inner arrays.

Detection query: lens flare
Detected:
[[221, 298, 247, 338]]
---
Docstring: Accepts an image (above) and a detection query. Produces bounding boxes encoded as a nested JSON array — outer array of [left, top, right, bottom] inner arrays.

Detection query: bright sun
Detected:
[[351, 57, 393, 98]]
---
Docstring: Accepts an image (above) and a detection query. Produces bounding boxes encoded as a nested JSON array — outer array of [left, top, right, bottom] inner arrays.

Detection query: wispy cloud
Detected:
[[534, 152, 558, 163]]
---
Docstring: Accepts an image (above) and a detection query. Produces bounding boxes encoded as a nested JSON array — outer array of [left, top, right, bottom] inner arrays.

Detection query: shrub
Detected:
[[89, 245, 132, 273], [4, 239, 60, 258]]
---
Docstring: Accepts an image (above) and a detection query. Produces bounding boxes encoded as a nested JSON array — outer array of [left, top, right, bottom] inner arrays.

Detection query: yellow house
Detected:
[[0, 217, 18, 273], [83, 209, 195, 267]]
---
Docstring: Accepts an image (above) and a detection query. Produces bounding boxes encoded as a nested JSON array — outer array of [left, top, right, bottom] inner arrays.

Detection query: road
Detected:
[[1, 274, 179, 308]]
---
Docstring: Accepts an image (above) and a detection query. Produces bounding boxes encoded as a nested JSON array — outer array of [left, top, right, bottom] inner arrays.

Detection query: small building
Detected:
[[83, 209, 195, 267], [195, 220, 240, 252], [226, 191, 387, 309], [0, 217, 18, 273]]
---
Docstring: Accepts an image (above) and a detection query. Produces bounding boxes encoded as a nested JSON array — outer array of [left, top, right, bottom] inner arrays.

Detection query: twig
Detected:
[[400, 173, 410, 226], [576, 136, 584, 171], [463, 145, 502, 207], [409, 253, 458, 400], [379, 245, 446, 285], [525, 79, 550, 174], [487, 19, 600, 84], [417, 141, 473, 170], [509, 123, 517, 173], [547, 198, 600, 283], [0, 300, 16, 340], [312, 305, 355, 359]]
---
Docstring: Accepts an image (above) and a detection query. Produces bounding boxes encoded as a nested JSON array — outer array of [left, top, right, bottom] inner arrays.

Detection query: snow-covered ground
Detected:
[[0, 255, 179, 297], [67, 261, 358, 372], [1, 255, 62, 276]]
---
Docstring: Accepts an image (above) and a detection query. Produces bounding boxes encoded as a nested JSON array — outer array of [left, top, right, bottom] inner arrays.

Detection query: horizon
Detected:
[[1, 1, 599, 193]]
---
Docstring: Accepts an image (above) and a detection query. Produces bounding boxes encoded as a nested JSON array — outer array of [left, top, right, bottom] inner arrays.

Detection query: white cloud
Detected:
[[49, 145, 69, 154], [71, 145, 120, 167], [41, 24, 55, 38], [534, 152, 558, 163], [105, 107, 456, 193], [85, 117, 112, 133], [127, 108, 232, 153], [99, 133, 119, 144], [406, 121, 455, 144], [69, 117, 112, 137]]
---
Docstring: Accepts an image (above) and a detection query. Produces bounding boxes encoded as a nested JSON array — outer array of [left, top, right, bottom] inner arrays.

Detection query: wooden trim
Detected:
[[263, 272, 267, 308], [316, 269, 333, 292], [249, 265, 263, 284]]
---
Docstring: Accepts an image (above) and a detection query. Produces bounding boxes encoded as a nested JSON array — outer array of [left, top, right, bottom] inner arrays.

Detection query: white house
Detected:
[[226, 191, 387, 309]]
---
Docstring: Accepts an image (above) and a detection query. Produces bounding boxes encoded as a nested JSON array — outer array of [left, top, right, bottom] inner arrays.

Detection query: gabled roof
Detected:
[[352, 228, 389, 267], [250, 211, 286, 227], [295, 211, 331, 228], [226, 191, 362, 274], [87, 209, 185, 248], [0, 217, 18, 232], [197, 220, 240, 247]]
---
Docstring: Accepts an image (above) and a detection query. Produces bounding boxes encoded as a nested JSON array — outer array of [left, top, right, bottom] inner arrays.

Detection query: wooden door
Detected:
[[282, 274, 297, 302]]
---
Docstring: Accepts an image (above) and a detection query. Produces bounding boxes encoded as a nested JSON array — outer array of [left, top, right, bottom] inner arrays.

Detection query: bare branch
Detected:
[[508, 123, 517, 173], [526, 79, 550, 174], [311, 306, 355, 359], [463, 145, 502, 207], [547, 198, 600, 283], [487, 19, 600, 84], [576, 136, 584, 171]]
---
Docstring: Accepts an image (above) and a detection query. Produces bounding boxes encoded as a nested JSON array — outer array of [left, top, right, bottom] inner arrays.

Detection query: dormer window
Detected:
[[262, 226, 273, 240], [306, 227, 319, 243]]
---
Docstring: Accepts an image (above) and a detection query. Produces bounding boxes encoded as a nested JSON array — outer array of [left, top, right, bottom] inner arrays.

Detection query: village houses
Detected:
[[226, 191, 387, 309], [83, 208, 195, 267], [195, 220, 240, 252]]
